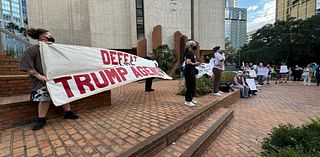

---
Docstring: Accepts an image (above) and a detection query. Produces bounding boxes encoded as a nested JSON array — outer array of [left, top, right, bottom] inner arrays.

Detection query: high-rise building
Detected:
[[0, 0, 28, 53], [276, 0, 320, 21], [26, 0, 225, 54], [225, 6, 247, 50]]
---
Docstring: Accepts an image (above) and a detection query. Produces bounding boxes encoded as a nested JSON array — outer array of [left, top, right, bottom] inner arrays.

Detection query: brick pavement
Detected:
[[203, 82, 320, 157], [0, 80, 228, 157]]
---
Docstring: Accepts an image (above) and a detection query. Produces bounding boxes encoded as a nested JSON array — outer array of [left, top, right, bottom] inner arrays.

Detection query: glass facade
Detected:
[[0, 0, 28, 57], [225, 7, 247, 50], [136, 0, 145, 40], [316, 0, 320, 16]]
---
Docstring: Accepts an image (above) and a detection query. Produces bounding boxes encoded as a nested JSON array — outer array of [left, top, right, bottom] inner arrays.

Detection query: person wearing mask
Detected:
[[212, 46, 225, 96], [20, 28, 79, 130], [184, 40, 200, 107], [266, 64, 271, 84], [233, 71, 249, 98]]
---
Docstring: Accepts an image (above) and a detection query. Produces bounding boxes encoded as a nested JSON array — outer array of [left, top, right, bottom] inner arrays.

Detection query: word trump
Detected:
[[101, 50, 137, 66], [53, 66, 159, 98]]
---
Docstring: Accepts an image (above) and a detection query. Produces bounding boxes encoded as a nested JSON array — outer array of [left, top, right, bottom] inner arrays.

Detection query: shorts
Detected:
[[30, 86, 51, 102]]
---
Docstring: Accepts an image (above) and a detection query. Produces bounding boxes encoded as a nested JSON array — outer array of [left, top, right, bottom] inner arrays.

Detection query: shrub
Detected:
[[178, 71, 236, 97], [262, 118, 320, 157], [153, 45, 176, 73]]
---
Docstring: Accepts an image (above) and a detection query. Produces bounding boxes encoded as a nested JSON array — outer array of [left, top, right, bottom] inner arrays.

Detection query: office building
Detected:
[[27, 0, 225, 54], [276, 0, 320, 21]]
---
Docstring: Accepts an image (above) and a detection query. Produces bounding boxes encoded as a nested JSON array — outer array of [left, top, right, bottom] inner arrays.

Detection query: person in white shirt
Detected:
[[212, 46, 225, 96]]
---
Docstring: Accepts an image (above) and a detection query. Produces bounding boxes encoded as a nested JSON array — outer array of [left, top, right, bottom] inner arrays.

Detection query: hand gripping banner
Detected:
[[40, 43, 172, 106]]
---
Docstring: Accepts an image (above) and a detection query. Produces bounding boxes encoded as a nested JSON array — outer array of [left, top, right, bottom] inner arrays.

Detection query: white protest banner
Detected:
[[40, 43, 172, 106], [280, 65, 288, 73], [257, 67, 269, 76], [196, 63, 213, 78], [246, 79, 257, 91], [249, 70, 257, 78]]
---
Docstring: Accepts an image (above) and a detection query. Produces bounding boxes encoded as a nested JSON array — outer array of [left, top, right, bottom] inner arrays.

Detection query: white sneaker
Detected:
[[218, 91, 224, 94], [213, 92, 222, 96], [184, 101, 196, 107], [192, 100, 197, 104]]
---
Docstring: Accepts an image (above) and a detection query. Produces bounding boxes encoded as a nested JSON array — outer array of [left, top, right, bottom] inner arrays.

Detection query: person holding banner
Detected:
[[20, 28, 79, 130], [212, 46, 225, 96], [184, 40, 200, 107]]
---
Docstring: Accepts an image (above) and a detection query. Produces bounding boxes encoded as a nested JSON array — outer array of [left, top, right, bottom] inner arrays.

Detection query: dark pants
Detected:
[[213, 68, 222, 93], [145, 78, 154, 91], [185, 73, 196, 102], [317, 75, 320, 86]]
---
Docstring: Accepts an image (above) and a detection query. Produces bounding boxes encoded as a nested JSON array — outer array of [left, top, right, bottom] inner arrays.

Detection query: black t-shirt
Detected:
[[184, 50, 195, 74]]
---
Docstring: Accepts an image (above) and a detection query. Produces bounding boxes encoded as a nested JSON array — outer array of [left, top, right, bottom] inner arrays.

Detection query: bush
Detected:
[[262, 118, 320, 157], [153, 45, 176, 73], [178, 71, 236, 97]]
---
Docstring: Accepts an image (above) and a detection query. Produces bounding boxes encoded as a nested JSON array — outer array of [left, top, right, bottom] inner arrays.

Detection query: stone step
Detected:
[[118, 90, 239, 157], [154, 107, 233, 157]]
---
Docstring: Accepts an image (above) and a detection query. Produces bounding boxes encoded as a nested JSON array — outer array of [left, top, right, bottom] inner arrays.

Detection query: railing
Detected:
[[0, 27, 32, 58]]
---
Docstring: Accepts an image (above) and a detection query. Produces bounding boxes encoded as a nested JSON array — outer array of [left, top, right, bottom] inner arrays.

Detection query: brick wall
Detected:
[[0, 53, 27, 75], [0, 75, 31, 96], [0, 91, 111, 129]]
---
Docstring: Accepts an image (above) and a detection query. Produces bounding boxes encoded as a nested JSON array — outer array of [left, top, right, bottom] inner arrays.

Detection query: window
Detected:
[[136, 0, 144, 40]]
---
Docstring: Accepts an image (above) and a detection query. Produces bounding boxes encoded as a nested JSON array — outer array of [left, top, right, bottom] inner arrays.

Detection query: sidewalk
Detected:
[[203, 82, 320, 157], [0, 80, 224, 157]]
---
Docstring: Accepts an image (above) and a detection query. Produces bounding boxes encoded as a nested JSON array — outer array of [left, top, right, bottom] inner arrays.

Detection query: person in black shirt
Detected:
[[184, 40, 200, 107]]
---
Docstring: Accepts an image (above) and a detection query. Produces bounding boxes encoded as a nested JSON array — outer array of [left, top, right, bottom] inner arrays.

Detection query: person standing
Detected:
[[184, 40, 200, 107], [212, 46, 225, 96], [20, 28, 79, 130], [316, 66, 320, 86], [303, 64, 312, 86], [256, 62, 265, 85], [144, 55, 155, 92]]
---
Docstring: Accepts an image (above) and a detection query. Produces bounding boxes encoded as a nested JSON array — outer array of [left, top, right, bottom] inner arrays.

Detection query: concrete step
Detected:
[[118, 90, 239, 157], [154, 107, 233, 157]]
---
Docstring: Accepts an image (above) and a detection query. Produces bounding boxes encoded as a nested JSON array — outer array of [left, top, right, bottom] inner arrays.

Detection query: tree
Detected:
[[240, 16, 320, 67], [5, 22, 19, 34], [224, 38, 238, 65]]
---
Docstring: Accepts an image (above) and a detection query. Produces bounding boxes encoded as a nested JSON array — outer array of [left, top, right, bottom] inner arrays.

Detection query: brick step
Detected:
[[155, 108, 233, 157], [0, 75, 31, 96], [118, 90, 240, 157]]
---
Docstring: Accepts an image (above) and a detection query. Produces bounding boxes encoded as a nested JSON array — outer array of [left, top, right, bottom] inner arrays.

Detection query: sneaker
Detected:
[[192, 100, 198, 104], [32, 118, 46, 130], [64, 111, 79, 119], [213, 92, 222, 96], [218, 91, 224, 94], [256, 84, 262, 87], [184, 101, 196, 107]]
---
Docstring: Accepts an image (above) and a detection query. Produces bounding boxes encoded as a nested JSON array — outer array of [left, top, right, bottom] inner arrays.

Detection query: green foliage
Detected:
[[267, 148, 310, 157], [153, 45, 176, 73], [224, 38, 238, 65], [241, 16, 320, 66], [262, 118, 320, 157], [178, 71, 236, 96]]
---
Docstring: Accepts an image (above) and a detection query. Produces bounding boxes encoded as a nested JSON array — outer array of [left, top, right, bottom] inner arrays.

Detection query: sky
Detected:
[[237, 0, 276, 32]]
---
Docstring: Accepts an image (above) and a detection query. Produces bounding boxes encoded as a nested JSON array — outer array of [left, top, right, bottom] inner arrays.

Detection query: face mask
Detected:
[[192, 46, 197, 50], [47, 37, 55, 43]]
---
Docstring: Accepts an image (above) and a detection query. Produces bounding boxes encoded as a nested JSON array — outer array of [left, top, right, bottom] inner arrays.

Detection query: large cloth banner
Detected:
[[40, 43, 172, 106]]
